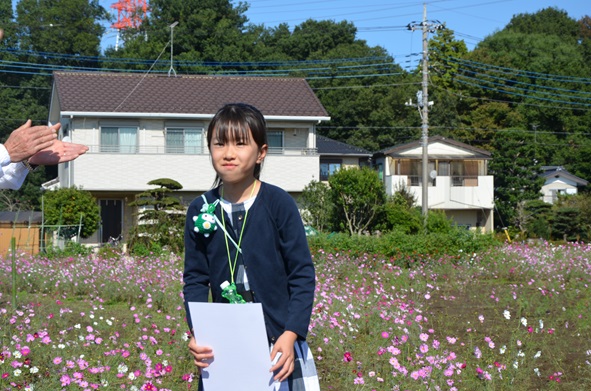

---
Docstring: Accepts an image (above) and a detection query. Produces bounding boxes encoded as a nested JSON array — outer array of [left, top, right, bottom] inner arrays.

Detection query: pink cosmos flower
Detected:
[[53, 357, 63, 365], [60, 374, 71, 386], [343, 352, 352, 362]]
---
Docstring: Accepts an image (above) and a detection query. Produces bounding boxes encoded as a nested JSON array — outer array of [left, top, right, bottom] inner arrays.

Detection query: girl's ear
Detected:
[[257, 144, 268, 163]]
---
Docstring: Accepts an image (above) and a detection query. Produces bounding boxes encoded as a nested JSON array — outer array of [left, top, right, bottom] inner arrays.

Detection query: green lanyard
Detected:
[[220, 180, 256, 284]]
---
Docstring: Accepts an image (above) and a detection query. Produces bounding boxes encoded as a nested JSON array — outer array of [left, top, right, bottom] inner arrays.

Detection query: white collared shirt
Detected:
[[0, 144, 29, 190]]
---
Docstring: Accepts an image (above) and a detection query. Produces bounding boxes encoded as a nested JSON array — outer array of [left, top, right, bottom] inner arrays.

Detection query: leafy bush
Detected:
[[43, 241, 93, 258], [299, 180, 332, 232], [308, 228, 501, 266], [43, 187, 100, 239], [328, 167, 386, 235]]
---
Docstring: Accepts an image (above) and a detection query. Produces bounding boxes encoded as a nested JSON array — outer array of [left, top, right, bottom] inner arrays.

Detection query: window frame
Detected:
[[165, 126, 204, 154], [100, 126, 139, 153]]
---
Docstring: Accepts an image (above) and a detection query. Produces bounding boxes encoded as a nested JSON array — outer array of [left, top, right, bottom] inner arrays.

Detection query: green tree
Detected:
[[429, 26, 468, 90], [489, 129, 544, 228], [300, 180, 331, 232], [377, 184, 421, 234], [522, 199, 552, 238], [105, 0, 250, 68], [16, 0, 109, 65], [43, 187, 100, 239], [554, 192, 591, 241], [328, 167, 386, 235], [552, 207, 580, 241], [127, 178, 185, 255]]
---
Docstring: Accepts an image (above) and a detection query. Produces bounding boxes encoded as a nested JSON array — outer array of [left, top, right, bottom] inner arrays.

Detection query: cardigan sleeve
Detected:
[[272, 188, 316, 340], [183, 198, 212, 333]]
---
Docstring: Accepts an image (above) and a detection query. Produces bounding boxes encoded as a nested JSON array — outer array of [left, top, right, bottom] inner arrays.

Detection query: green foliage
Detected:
[[16, 0, 109, 59], [506, 195, 591, 241], [127, 178, 185, 255], [377, 185, 421, 234], [489, 130, 544, 228], [429, 26, 468, 89], [328, 167, 386, 235], [43, 240, 93, 258], [378, 201, 422, 234], [43, 187, 100, 239], [523, 199, 553, 239], [307, 228, 500, 266], [299, 180, 332, 232], [426, 209, 453, 233], [552, 207, 581, 242]]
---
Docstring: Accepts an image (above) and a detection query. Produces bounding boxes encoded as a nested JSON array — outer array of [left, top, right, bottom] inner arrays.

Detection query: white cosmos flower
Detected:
[[534, 351, 541, 359], [503, 310, 511, 320], [520, 317, 527, 327]]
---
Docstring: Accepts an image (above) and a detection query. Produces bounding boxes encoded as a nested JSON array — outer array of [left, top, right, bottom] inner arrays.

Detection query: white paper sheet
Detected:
[[188, 302, 275, 390]]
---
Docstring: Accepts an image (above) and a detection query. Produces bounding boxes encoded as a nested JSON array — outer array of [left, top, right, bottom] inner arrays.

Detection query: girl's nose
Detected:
[[223, 145, 235, 159]]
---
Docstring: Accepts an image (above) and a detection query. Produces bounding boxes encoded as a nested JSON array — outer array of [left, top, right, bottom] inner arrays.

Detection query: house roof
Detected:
[[316, 135, 372, 157], [540, 166, 588, 187], [378, 135, 491, 159], [0, 211, 42, 224], [52, 72, 330, 120]]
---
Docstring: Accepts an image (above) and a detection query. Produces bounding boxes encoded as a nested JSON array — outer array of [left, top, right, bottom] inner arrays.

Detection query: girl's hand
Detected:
[[188, 336, 214, 369], [270, 331, 297, 382]]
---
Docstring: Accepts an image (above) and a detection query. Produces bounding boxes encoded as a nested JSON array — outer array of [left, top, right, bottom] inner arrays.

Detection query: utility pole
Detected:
[[406, 4, 443, 227]]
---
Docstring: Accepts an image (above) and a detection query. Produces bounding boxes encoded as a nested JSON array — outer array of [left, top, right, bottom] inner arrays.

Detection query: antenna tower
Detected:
[[111, 0, 149, 50]]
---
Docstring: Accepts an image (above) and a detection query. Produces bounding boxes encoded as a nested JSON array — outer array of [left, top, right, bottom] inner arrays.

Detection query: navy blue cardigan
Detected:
[[183, 182, 315, 343]]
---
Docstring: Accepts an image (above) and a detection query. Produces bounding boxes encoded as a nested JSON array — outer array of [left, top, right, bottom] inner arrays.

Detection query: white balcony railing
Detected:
[[385, 175, 494, 209], [86, 145, 317, 156]]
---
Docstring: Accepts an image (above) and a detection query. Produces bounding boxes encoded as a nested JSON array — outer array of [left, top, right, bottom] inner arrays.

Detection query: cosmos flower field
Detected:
[[1, 241, 591, 390]]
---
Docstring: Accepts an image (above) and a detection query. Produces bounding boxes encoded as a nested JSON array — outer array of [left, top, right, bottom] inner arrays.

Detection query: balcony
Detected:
[[385, 175, 494, 210], [60, 145, 319, 193]]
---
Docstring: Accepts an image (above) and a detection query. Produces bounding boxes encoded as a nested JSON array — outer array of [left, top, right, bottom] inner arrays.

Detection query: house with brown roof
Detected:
[[316, 135, 372, 181], [48, 71, 330, 245], [372, 136, 494, 232]]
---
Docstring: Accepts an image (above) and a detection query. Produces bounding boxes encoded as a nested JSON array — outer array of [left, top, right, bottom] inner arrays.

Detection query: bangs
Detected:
[[212, 120, 252, 144]]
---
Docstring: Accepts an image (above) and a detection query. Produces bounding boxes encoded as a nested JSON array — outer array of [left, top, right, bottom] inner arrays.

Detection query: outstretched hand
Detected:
[[28, 140, 89, 166], [5, 120, 59, 163]]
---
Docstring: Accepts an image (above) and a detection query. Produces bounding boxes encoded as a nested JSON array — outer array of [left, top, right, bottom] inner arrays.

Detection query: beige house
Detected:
[[540, 166, 588, 204], [47, 72, 330, 246], [373, 136, 494, 232]]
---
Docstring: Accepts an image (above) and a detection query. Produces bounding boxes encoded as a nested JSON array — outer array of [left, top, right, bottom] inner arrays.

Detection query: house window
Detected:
[[451, 161, 478, 186], [320, 159, 342, 181], [166, 127, 203, 154], [438, 161, 450, 176], [101, 126, 138, 153], [267, 131, 283, 154]]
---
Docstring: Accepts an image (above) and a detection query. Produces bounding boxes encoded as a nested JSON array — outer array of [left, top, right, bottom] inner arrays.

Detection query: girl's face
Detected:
[[210, 127, 267, 186]]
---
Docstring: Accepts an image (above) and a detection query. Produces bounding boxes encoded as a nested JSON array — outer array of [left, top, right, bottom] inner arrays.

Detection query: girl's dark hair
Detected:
[[207, 103, 268, 187]]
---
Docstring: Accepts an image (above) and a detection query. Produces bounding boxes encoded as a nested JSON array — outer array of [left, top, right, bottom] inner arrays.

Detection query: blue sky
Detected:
[[98, 0, 588, 64]]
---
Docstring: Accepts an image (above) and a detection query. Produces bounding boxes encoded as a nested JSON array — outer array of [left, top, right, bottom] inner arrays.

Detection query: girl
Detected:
[[183, 103, 319, 390]]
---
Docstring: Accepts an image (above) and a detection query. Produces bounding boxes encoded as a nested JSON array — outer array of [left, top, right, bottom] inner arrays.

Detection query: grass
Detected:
[[1, 241, 591, 390]]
